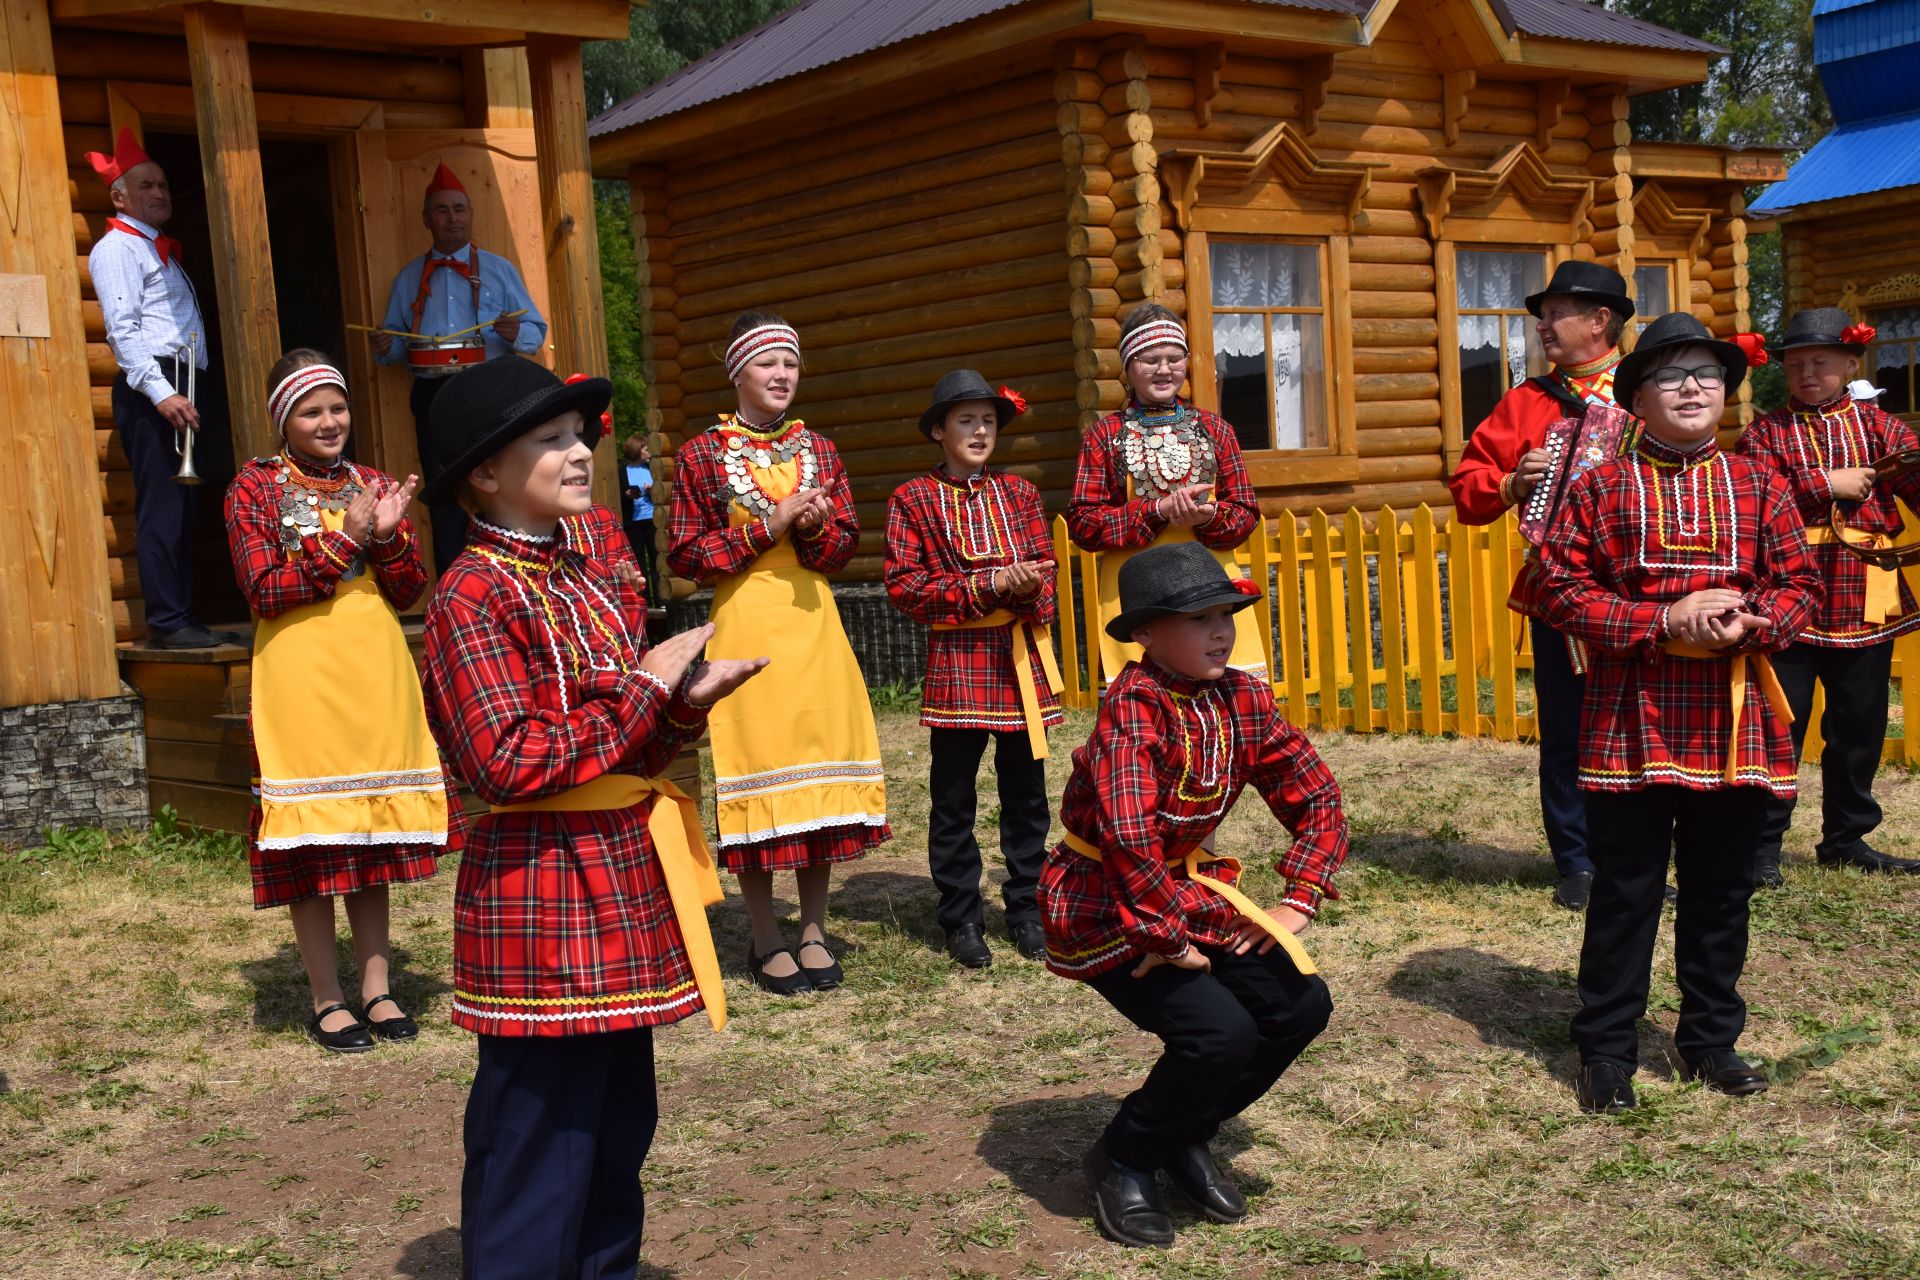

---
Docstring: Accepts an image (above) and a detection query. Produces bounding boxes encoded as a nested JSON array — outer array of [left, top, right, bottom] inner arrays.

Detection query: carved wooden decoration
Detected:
[[1442, 70, 1475, 148], [1860, 272, 1920, 306], [1535, 77, 1570, 151], [1160, 121, 1380, 234], [1193, 43, 1225, 131], [1301, 54, 1334, 137], [1632, 181, 1713, 260], [1417, 141, 1595, 243]]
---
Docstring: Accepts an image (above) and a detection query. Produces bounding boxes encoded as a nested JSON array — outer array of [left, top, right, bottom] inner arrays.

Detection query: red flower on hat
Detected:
[[1731, 332, 1768, 367], [1842, 323, 1877, 347], [565, 372, 614, 435], [999, 385, 1028, 416], [1231, 578, 1261, 598]]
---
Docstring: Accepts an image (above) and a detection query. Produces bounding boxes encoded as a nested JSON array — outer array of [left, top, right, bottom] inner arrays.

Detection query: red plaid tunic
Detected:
[[1737, 393, 1920, 646], [560, 504, 645, 630], [226, 456, 451, 908], [420, 519, 712, 1036], [883, 467, 1063, 732], [1065, 401, 1259, 551], [1036, 663, 1348, 980], [1536, 436, 1820, 797]]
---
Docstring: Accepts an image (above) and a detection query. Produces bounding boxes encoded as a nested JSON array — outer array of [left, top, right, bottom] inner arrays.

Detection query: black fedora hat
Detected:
[[918, 369, 1024, 438], [1776, 306, 1870, 354], [1525, 260, 1635, 321], [422, 358, 612, 505], [1613, 311, 1749, 407], [1105, 542, 1262, 643]]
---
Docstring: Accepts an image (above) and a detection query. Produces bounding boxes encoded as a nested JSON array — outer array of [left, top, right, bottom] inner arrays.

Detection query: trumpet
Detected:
[[174, 333, 200, 486]]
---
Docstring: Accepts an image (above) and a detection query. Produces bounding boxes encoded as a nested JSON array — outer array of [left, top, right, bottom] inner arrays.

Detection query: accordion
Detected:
[[1517, 403, 1635, 546]]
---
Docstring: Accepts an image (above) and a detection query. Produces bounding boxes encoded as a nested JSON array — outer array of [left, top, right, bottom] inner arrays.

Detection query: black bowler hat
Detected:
[[421, 357, 612, 505], [1105, 542, 1262, 643], [1775, 306, 1870, 354], [1526, 260, 1635, 321], [918, 368, 1024, 438], [1613, 311, 1749, 406]]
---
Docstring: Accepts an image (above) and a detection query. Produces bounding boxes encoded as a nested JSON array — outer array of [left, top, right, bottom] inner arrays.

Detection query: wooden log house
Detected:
[[589, 0, 1787, 593], [0, 0, 634, 838]]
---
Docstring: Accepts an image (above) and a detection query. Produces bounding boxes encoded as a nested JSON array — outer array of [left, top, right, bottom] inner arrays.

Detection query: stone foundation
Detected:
[[0, 689, 149, 846]]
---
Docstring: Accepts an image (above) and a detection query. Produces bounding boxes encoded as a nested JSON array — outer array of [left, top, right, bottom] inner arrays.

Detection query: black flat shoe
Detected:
[[1553, 871, 1593, 911], [1577, 1060, 1636, 1114], [797, 938, 844, 991], [1163, 1141, 1246, 1224], [1818, 844, 1920, 875], [308, 1001, 375, 1054], [746, 943, 812, 997], [1007, 919, 1048, 962], [1754, 848, 1785, 889], [149, 625, 228, 650], [1685, 1049, 1769, 1096], [361, 993, 419, 1042], [945, 924, 992, 969], [1083, 1138, 1173, 1249]]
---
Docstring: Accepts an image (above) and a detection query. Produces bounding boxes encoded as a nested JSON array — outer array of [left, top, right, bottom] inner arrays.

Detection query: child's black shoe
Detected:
[[1163, 1141, 1246, 1223], [1084, 1138, 1173, 1248]]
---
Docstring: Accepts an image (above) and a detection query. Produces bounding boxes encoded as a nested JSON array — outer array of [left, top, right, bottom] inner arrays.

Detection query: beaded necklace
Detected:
[[717, 414, 818, 520], [1792, 392, 1868, 470], [938, 469, 1014, 564], [1120, 399, 1216, 500], [272, 452, 365, 570]]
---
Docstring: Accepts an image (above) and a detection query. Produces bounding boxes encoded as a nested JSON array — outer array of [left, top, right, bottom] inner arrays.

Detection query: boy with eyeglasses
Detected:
[[1736, 307, 1920, 881], [1535, 313, 1819, 1114]]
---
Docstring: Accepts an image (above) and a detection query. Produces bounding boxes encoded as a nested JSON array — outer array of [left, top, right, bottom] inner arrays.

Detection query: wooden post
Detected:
[[0, 0, 120, 705], [184, 2, 280, 464], [526, 35, 612, 507]]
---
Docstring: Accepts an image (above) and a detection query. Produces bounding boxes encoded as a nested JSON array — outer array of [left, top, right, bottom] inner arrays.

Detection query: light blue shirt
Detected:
[[375, 242, 547, 369], [626, 463, 654, 522]]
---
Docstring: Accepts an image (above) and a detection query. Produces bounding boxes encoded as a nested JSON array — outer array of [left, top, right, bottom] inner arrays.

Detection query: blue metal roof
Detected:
[[1750, 107, 1920, 213]]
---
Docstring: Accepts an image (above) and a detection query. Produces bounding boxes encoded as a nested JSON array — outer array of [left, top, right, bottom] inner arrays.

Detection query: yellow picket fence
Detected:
[[1048, 507, 1917, 766]]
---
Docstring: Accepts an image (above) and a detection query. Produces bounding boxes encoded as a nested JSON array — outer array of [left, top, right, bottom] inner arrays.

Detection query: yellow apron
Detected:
[[1662, 642, 1795, 784], [251, 508, 448, 851], [492, 774, 727, 1032], [1064, 831, 1316, 975], [931, 608, 1065, 759], [705, 456, 887, 850]]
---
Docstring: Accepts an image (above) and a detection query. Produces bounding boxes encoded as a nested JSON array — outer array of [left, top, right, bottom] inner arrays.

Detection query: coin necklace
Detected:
[[272, 452, 366, 576], [718, 414, 818, 521], [1121, 400, 1215, 501]]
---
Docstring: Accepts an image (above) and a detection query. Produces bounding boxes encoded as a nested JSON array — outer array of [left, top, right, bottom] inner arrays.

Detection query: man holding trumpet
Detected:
[[85, 129, 238, 650]]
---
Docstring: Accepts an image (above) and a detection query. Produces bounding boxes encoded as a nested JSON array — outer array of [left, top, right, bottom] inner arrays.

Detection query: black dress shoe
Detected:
[[1553, 871, 1593, 911], [945, 924, 992, 969], [746, 943, 812, 996], [1007, 919, 1048, 961], [1083, 1138, 1173, 1249], [1754, 848, 1785, 889], [361, 993, 419, 1042], [149, 625, 228, 650], [1818, 844, 1920, 875], [308, 1002, 375, 1054], [1577, 1060, 1636, 1114], [1163, 1141, 1246, 1224], [1685, 1049, 1769, 1096], [797, 938, 844, 991]]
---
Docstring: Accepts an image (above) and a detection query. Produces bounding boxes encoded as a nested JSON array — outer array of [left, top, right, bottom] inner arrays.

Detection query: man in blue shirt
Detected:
[[621, 434, 659, 610], [372, 162, 548, 572]]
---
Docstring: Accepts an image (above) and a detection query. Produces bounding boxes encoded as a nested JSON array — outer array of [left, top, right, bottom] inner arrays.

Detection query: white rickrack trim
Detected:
[[633, 668, 672, 696], [253, 829, 449, 850], [1043, 936, 1134, 975], [472, 517, 556, 545], [1119, 319, 1189, 366], [716, 813, 889, 848], [452, 990, 700, 1024]]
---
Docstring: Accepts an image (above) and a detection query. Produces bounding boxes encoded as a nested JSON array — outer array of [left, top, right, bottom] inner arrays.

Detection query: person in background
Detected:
[[622, 434, 660, 610]]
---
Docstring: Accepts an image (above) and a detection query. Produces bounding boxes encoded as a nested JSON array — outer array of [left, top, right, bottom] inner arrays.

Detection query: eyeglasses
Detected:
[[1131, 355, 1189, 371], [1647, 365, 1726, 391]]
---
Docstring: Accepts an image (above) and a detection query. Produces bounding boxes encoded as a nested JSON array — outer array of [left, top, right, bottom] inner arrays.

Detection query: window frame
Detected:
[[1631, 259, 1679, 340], [1865, 303, 1920, 425], [1438, 242, 1563, 471]]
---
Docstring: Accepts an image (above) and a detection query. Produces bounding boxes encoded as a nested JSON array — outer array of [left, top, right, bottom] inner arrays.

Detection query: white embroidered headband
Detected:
[[269, 364, 347, 434], [725, 323, 801, 380], [1119, 319, 1189, 366]]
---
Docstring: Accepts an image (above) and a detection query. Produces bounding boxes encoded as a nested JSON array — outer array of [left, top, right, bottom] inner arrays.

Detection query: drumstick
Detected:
[[346, 322, 416, 338], [437, 309, 528, 340]]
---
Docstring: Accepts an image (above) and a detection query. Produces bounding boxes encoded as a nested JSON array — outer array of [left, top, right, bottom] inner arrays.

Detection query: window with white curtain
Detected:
[[1208, 240, 1329, 452], [1869, 303, 1920, 420], [1457, 249, 1547, 438], [1634, 263, 1674, 334]]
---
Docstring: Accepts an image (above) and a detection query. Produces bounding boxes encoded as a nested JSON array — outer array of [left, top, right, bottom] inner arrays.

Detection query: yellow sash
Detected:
[[1662, 643, 1794, 784], [1802, 527, 1916, 625], [932, 608, 1065, 759], [1063, 830, 1317, 975], [492, 774, 727, 1032]]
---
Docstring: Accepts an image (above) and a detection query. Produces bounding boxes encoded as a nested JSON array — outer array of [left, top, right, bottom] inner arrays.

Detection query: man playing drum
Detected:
[[372, 162, 548, 573]]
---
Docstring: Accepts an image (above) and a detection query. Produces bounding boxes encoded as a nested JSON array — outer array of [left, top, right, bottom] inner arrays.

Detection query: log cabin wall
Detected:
[[1783, 201, 1920, 317]]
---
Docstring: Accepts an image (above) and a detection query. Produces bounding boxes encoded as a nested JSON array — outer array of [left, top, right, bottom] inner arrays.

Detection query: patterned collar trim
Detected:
[[932, 464, 993, 491], [1789, 390, 1853, 416], [1558, 347, 1622, 379], [1637, 433, 1719, 465], [470, 517, 558, 552]]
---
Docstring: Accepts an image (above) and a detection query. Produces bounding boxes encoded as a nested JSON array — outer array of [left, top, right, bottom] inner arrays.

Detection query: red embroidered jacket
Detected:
[[1037, 662, 1348, 980], [420, 520, 711, 1037], [1066, 401, 1258, 552], [884, 467, 1063, 733], [666, 422, 858, 582], [225, 456, 426, 618], [1737, 394, 1920, 646], [1537, 436, 1820, 797]]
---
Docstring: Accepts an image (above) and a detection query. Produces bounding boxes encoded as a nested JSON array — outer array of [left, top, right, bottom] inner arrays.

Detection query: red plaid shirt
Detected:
[[225, 456, 426, 617], [560, 504, 645, 630], [1065, 401, 1259, 552], [1537, 436, 1820, 796], [1036, 663, 1348, 980], [1737, 394, 1920, 646], [420, 519, 712, 1037], [666, 422, 859, 582], [884, 467, 1062, 732]]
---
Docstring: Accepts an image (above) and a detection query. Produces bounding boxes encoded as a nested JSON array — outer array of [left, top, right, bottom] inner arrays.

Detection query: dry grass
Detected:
[[2, 712, 1917, 1279]]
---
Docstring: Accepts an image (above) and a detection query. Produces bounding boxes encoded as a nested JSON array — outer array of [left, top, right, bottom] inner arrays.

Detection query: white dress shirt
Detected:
[[87, 214, 208, 408]]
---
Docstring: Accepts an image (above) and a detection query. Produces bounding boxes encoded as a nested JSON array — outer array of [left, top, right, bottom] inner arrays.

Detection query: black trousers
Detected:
[[1530, 616, 1592, 877], [624, 518, 659, 609], [1087, 947, 1332, 1170], [462, 1029, 657, 1280], [114, 371, 204, 634], [1758, 640, 1893, 860], [411, 375, 470, 576], [927, 727, 1050, 932], [1573, 787, 1763, 1069]]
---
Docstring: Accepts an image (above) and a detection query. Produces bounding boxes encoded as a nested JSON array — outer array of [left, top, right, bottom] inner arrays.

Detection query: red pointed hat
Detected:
[[424, 162, 467, 199], [85, 127, 154, 188]]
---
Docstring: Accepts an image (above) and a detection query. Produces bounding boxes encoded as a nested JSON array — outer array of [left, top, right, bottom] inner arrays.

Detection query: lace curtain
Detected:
[[1457, 251, 1545, 390], [1210, 242, 1323, 449]]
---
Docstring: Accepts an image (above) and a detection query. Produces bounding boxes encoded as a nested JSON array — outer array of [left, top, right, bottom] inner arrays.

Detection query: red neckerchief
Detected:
[[106, 217, 183, 268], [408, 245, 481, 336]]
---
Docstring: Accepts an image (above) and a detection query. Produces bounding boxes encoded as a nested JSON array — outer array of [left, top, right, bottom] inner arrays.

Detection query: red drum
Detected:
[[405, 334, 486, 379]]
